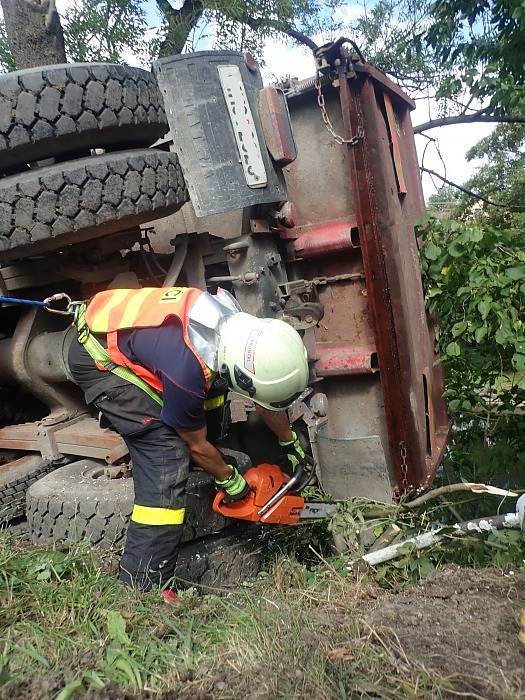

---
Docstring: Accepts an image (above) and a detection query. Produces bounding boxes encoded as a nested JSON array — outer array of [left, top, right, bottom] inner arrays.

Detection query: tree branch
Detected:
[[403, 482, 517, 509], [244, 16, 319, 51], [414, 112, 525, 134], [420, 166, 514, 209], [280, 23, 319, 51]]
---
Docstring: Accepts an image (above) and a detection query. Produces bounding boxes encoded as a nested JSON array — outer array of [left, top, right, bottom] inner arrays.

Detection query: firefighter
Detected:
[[68, 286, 309, 593]]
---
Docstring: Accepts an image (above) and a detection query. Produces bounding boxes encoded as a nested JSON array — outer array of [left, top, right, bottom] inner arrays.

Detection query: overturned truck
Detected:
[[0, 41, 449, 583]]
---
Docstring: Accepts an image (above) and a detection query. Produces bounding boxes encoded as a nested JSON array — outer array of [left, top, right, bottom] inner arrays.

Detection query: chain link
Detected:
[[399, 440, 409, 493], [315, 74, 364, 146]]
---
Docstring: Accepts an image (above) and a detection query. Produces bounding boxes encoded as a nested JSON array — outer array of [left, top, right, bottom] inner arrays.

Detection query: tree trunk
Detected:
[[1, 0, 66, 69], [156, 0, 203, 56]]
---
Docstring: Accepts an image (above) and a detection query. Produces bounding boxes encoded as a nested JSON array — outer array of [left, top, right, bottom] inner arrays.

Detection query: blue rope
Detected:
[[0, 296, 47, 307]]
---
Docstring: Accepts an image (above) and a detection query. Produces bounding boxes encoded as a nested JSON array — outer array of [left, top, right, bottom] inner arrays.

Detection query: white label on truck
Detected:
[[218, 64, 267, 189]]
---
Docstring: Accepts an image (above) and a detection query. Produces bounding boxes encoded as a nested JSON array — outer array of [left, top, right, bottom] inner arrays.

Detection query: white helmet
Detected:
[[217, 312, 309, 411]]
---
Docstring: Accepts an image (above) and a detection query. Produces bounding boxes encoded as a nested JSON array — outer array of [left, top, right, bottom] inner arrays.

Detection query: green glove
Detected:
[[215, 465, 250, 501], [279, 430, 307, 472]]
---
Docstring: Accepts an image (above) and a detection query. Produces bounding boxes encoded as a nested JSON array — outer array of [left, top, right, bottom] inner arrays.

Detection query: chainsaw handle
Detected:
[[289, 456, 315, 494]]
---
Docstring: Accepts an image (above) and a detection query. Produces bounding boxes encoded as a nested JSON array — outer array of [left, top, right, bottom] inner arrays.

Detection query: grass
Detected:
[[0, 530, 481, 700]]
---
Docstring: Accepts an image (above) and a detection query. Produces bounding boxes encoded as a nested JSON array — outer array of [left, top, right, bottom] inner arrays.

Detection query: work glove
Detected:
[[215, 464, 250, 502], [279, 430, 308, 475]]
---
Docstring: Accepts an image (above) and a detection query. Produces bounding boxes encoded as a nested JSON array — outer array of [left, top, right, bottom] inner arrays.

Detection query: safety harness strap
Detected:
[[203, 394, 225, 411], [75, 303, 164, 408]]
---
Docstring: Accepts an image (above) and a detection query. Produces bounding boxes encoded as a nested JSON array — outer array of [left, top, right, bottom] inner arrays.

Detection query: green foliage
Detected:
[[159, 0, 333, 60], [458, 124, 525, 228], [324, 491, 525, 589], [0, 14, 15, 72], [351, 0, 441, 94], [62, 0, 152, 64], [340, 0, 524, 133], [440, 416, 525, 515], [419, 215, 525, 413], [427, 186, 462, 215], [427, 0, 525, 115]]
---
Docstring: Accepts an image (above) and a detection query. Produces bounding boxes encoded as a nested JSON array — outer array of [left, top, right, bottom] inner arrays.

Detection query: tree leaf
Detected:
[[495, 327, 510, 345], [423, 242, 442, 260], [475, 326, 488, 343], [505, 266, 525, 280], [418, 556, 435, 578], [468, 228, 483, 242], [477, 299, 492, 319], [452, 320, 468, 337], [512, 353, 525, 371], [446, 341, 461, 356], [448, 241, 464, 257]]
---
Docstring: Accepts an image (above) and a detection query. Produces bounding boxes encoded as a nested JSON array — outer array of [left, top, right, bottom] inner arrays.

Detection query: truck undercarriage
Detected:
[[0, 41, 449, 583]]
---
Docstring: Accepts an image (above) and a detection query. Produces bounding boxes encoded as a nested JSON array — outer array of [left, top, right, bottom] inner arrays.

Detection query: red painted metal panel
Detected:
[[258, 87, 297, 165], [293, 220, 359, 258], [315, 343, 378, 376]]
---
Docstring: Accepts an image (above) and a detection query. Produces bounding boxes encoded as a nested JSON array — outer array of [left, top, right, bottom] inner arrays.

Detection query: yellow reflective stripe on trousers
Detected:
[[131, 504, 185, 525], [203, 394, 225, 411]]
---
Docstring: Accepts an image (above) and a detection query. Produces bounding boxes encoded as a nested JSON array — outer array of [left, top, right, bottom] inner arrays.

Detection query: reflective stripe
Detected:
[[131, 504, 185, 525], [119, 288, 157, 328], [89, 289, 130, 333], [203, 394, 225, 411]]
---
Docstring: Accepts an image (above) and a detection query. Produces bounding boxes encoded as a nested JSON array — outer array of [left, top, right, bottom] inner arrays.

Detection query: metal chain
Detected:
[[315, 73, 364, 146], [399, 440, 409, 493]]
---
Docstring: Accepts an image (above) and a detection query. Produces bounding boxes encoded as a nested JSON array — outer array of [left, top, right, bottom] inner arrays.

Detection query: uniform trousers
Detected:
[[69, 337, 188, 591]]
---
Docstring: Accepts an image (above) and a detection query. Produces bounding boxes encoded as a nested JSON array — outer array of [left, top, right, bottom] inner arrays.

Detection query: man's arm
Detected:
[[255, 405, 293, 442], [256, 405, 308, 472], [176, 426, 231, 481]]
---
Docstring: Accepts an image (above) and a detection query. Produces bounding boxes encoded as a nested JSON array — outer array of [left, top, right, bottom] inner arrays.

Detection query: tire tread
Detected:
[[0, 64, 168, 172], [0, 149, 188, 256]]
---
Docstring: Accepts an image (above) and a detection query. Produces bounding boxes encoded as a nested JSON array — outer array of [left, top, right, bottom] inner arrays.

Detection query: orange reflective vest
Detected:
[[84, 287, 212, 391]]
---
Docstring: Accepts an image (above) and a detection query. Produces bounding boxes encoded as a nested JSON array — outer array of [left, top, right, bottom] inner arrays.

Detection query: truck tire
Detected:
[[174, 528, 263, 587], [26, 459, 229, 550], [0, 64, 167, 173], [0, 149, 188, 259], [0, 454, 70, 518]]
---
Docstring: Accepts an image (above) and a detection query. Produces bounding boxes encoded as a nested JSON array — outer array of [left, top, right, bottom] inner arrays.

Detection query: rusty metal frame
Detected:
[[338, 62, 449, 492], [0, 416, 128, 464]]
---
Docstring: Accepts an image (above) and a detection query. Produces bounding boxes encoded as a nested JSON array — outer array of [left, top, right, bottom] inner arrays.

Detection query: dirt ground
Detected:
[[364, 565, 525, 699]]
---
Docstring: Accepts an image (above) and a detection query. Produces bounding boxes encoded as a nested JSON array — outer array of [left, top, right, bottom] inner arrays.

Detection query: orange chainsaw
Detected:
[[212, 463, 335, 525]]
